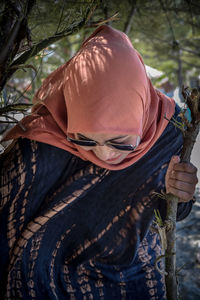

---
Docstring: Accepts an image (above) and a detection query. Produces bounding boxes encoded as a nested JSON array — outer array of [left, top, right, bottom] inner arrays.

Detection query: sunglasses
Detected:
[[67, 136, 137, 151]]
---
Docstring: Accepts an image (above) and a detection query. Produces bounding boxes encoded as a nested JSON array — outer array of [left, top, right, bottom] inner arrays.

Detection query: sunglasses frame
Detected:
[[67, 136, 137, 151]]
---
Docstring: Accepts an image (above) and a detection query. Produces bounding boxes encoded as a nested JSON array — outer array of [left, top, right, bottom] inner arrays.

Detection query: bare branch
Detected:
[[123, 1, 137, 35], [0, 103, 32, 115]]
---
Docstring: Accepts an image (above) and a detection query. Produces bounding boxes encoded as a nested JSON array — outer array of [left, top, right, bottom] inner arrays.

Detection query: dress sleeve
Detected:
[[176, 199, 194, 222], [0, 138, 73, 211]]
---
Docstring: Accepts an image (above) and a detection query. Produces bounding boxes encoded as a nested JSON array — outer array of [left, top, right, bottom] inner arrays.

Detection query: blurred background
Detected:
[[0, 1, 199, 298]]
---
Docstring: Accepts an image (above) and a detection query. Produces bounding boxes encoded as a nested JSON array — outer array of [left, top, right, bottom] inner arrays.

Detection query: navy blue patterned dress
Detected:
[[0, 105, 193, 299]]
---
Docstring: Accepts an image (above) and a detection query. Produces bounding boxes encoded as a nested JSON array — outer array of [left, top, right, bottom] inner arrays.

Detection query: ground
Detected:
[[176, 188, 200, 300]]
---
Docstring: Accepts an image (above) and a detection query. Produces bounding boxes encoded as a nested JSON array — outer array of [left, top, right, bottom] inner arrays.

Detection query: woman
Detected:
[[0, 25, 198, 299]]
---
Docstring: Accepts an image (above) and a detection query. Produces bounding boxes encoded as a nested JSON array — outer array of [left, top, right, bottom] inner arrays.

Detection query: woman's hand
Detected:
[[165, 155, 198, 202]]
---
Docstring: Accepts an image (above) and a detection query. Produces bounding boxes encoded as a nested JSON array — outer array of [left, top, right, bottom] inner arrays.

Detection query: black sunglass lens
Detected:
[[76, 141, 97, 146], [67, 137, 96, 147], [112, 144, 135, 151]]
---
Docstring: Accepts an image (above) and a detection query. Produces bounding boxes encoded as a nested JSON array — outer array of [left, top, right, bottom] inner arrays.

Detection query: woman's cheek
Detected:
[[79, 146, 93, 151]]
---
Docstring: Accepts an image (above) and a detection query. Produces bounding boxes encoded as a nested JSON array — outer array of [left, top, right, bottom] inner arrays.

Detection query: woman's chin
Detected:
[[104, 154, 128, 165], [92, 151, 130, 165]]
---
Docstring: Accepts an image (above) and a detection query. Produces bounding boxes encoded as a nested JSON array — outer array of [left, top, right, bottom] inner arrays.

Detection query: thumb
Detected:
[[165, 155, 180, 194]]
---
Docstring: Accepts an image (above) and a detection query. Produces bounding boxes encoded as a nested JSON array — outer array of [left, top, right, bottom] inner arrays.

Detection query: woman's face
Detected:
[[74, 132, 140, 165]]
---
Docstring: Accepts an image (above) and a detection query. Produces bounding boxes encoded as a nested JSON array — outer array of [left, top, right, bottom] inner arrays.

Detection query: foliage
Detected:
[[98, 0, 200, 84]]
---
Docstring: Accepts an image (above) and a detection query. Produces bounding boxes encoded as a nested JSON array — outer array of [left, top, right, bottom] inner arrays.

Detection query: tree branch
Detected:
[[0, 103, 32, 115], [0, 4, 96, 92], [6, 83, 31, 102], [123, 0, 137, 35]]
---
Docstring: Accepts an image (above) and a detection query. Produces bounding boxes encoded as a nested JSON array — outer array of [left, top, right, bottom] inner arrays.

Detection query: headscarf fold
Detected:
[[3, 25, 175, 170]]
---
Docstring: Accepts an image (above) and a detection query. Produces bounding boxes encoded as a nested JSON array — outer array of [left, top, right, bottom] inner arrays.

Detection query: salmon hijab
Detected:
[[3, 25, 175, 170]]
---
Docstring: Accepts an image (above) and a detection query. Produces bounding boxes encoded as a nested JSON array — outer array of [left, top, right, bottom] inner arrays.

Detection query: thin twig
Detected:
[[6, 84, 31, 102], [0, 103, 32, 115]]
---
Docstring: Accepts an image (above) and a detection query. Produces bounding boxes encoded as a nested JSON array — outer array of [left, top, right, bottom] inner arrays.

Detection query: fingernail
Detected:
[[173, 156, 180, 163]]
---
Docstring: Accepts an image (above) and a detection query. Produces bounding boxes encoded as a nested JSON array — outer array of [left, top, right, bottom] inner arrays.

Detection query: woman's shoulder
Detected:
[[0, 138, 74, 171]]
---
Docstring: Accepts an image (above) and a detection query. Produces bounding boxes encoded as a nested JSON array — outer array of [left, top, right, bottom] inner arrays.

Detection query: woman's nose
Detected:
[[93, 146, 118, 161]]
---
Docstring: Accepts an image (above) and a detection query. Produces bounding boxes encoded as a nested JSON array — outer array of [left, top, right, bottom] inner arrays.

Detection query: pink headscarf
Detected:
[[3, 25, 175, 170]]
